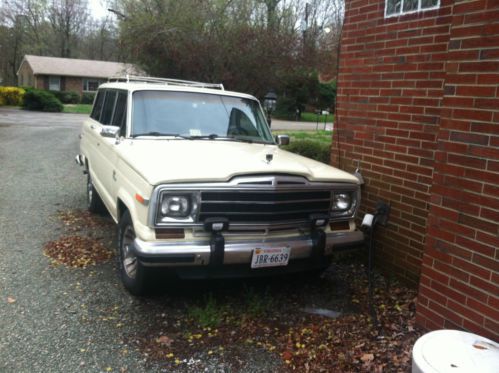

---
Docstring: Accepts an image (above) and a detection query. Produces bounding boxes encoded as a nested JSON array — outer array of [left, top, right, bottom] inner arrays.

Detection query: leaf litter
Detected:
[[47, 208, 422, 371], [132, 263, 422, 372], [43, 209, 115, 268]]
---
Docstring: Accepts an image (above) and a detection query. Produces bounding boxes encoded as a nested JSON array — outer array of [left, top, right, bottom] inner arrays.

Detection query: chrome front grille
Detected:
[[149, 175, 359, 228], [199, 190, 332, 224]]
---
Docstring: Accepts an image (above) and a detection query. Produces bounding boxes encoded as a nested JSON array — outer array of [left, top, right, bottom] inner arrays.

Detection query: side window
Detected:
[[112, 92, 128, 135], [91, 90, 105, 121], [101, 90, 117, 125]]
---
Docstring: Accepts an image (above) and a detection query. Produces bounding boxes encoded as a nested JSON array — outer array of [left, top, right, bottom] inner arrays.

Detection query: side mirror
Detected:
[[275, 134, 290, 146], [100, 125, 119, 138]]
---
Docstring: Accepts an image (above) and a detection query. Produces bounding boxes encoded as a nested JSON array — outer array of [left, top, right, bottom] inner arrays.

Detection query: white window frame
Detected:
[[385, 0, 440, 18], [49, 76, 61, 91], [83, 78, 104, 92]]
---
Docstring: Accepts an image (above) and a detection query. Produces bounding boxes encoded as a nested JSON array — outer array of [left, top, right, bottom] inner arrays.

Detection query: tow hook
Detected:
[[309, 214, 328, 260], [204, 218, 230, 267]]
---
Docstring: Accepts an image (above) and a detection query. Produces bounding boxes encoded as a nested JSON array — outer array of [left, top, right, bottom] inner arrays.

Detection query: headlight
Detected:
[[157, 192, 200, 222], [161, 195, 191, 217], [332, 192, 352, 211]]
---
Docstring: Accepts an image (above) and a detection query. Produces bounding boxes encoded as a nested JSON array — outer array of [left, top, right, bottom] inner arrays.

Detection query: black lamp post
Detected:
[[263, 91, 277, 127]]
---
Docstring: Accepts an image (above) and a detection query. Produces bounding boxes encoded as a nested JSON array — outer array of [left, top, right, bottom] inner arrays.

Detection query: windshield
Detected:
[[131, 90, 274, 143]]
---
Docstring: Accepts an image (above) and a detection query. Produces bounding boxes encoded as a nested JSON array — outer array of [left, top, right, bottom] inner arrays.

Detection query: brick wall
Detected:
[[335, 0, 498, 338], [64, 77, 83, 95], [416, 0, 499, 340], [334, 0, 455, 284]]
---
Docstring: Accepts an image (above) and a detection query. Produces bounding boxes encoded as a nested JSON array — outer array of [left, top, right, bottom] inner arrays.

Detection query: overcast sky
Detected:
[[88, 0, 108, 19]]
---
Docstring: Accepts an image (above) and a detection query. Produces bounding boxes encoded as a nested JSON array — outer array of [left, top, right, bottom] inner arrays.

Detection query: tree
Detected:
[[48, 0, 90, 57]]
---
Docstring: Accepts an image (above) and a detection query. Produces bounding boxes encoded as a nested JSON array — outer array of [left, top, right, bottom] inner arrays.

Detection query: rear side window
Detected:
[[101, 91, 117, 125], [112, 92, 127, 131], [91, 90, 105, 121]]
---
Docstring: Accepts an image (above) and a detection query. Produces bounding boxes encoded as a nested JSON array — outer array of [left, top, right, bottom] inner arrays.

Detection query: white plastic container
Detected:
[[412, 329, 499, 373]]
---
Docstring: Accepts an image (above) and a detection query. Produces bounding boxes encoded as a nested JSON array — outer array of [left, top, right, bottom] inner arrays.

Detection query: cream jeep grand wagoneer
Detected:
[[76, 76, 364, 295]]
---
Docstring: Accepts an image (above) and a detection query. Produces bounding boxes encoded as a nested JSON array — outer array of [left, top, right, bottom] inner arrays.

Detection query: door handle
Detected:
[[90, 124, 96, 130]]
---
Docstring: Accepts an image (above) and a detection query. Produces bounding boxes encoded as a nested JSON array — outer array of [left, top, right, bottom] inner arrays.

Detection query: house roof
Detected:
[[18, 55, 144, 79]]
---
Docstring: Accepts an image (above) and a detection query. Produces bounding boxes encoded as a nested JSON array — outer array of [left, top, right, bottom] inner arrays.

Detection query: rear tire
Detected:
[[118, 211, 149, 295], [87, 172, 105, 214]]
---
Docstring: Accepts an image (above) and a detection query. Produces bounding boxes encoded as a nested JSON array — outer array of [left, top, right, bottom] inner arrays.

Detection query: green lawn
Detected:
[[274, 111, 334, 123], [273, 129, 332, 145], [63, 104, 92, 114]]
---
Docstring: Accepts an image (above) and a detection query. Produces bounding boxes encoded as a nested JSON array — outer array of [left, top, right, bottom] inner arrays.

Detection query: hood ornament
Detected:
[[265, 154, 273, 164]]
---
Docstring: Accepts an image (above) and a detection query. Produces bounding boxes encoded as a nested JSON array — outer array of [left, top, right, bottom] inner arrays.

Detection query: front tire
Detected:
[[87, 172, 105, 214], [118, 211, 149, 295]]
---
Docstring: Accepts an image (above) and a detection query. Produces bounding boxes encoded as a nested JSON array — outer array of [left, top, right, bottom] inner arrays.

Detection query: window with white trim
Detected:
[[83, 78, 104, 92], [385, 0, 439, 17], [49, 76, 61, 91]]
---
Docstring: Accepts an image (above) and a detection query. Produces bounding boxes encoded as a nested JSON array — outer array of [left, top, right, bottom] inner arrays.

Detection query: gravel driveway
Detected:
[[0, 108, 418, 373], [0, 109, 306, 372], [0, 108, 154, 372]]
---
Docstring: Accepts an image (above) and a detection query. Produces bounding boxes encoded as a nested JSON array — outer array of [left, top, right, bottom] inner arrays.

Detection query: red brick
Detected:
[[447, 299, 484, 325], [447, 154, 487, 169], [472, 253, 499, 273], [450, 278, 488, 303], [449, 132, 489, 145], [455, 86, 496, 97], [452, 257, 491, 281]]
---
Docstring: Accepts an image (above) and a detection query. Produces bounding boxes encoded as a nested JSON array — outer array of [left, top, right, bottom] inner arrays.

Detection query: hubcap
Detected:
[[87, 177, 93, 204], [122, 225, 138, 279]]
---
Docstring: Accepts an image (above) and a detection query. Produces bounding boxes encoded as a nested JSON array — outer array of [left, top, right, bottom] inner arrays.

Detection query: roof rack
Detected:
[[108, 75, 224, 90]]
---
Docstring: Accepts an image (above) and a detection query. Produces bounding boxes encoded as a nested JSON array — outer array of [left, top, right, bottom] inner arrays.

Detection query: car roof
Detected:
[[98, 82, 259, 101]]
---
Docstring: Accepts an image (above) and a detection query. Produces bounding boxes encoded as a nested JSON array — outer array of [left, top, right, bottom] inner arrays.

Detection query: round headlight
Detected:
[[333, 193, 351, 211], [161, 195, 191, 217]]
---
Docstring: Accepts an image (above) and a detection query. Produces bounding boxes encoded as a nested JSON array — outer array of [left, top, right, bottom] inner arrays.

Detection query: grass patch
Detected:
[[300, 111, 334, 123], [187, 293, 224, 328], [275, 130, 332, 144], [63, 104, 92, 114], [243, 286, 275, 317], [274, 111, 334, 123]]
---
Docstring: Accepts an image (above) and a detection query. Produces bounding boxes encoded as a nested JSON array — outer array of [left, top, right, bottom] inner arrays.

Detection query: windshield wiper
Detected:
[[132, 132, 190, 139], [186, 134, 221, 140]]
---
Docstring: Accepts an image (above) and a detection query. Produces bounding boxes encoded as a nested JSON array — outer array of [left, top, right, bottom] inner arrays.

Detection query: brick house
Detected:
[[334, 0, 498, 340], [17, 55, 143, 96]]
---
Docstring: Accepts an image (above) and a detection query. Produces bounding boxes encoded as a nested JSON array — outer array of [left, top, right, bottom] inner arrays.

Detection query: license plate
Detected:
[[251, 247, 290, 269]]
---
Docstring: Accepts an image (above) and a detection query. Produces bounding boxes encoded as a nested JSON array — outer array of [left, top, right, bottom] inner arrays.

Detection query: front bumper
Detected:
[[132, 230, 364, 269]]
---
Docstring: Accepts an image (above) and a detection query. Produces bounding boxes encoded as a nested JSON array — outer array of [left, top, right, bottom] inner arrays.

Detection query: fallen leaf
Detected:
[[7, 297, 16, 304], [361, 353, 374, 362], [157, 335, 173, 347]]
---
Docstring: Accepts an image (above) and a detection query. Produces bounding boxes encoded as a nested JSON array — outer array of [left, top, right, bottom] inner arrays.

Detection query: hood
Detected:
[[116, 139, 360, 186]]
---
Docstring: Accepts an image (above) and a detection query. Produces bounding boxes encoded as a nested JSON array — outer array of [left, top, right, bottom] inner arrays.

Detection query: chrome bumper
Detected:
[[133, 230, 364, 267]]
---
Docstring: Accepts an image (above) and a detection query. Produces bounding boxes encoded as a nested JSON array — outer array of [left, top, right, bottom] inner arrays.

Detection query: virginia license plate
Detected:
[[251, 247, 290, 269]]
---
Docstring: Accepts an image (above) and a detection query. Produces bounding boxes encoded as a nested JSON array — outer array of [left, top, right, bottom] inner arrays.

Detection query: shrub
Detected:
[[22, 89, 63, 112], [282, 139, 331, 164], [80, 92, 96, 104], [50, 90, 80, 104], [0, 86, 25, 106]]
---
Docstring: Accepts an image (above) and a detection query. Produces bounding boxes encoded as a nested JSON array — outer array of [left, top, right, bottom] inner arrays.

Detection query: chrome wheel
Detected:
[[122, 225, 138, 279], [87, 176, 93, 205]]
